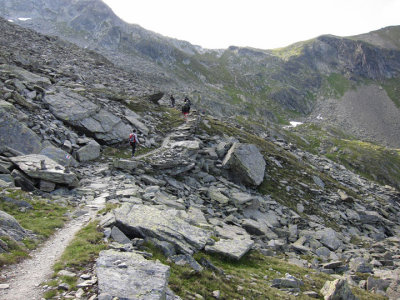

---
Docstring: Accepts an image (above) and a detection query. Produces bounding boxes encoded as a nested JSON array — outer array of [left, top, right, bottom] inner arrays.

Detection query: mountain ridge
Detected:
[[1, 0, 400, 148]]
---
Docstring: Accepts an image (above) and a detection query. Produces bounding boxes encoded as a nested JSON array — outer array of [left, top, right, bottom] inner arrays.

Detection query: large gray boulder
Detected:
[[43, 90, 131, 144], [0, 113, 42, 155], [0, 64, 51, 87], [97, 250, 170, 300], [114, 204, 211, 255], [0, 210, 32, 242], [76, 140, 100, 162], [222, 143, 266, 186], [10, 154, 78, 187], [205, 224, 254, 260], [40, 146, 78, 167]]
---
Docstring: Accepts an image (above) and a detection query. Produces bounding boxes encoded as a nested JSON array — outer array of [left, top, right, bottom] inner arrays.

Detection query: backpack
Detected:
[[182, 102, 190, 113], [129, 133, 136, 143]]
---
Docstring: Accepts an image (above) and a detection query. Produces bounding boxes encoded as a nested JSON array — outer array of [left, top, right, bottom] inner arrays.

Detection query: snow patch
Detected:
[[18, 17, 32, 21], [8, 19, 14, 23], [290, 121, 303, 127]]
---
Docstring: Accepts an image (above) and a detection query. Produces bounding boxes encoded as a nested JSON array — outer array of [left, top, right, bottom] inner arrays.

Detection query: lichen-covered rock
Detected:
[[40, 146, 78, 167], [222, 143, 266, 186], [0, 210, 32, 242], [96, 250, 170, 300], [114, 204, 211, 255]]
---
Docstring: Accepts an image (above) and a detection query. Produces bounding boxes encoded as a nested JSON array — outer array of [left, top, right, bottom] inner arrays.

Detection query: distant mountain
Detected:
[[2, 0, 400, 147]]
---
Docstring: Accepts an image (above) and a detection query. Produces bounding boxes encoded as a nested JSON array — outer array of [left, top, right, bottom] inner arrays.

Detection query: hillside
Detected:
[[0, 16, 400, 300], [2, 0, 400, 148]]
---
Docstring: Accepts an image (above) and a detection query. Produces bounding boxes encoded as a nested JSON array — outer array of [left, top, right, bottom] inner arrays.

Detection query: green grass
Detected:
[[53, 221, 106, 272], [324, 73, 352, 98], [0, 189, 71, 266], [142, 241, 383, 300]]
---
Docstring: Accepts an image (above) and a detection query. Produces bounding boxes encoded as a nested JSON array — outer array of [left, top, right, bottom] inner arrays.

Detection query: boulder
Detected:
[[316, 228, 343, 251], [205, 224, 254, 260], [0, 210, 31, 242], [0, 64, 51, 86], [10, 154, 78, 187], [96, 250, 170, 300], [125, 109, 149, 136], [113, 159, 139, 172], [0, 113, 42, 155], [40, 146, 78, 167], [76, 140, 100, 162], [320, 279, 359, 300], [43, 90, 131, 144], [208, 187, 229, 205], [222, 143, 266, 186], [114, 204, 211, 255]]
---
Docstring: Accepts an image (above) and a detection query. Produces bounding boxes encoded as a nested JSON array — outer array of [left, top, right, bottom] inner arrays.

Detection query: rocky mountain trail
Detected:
[[0, 12, 400, 300]]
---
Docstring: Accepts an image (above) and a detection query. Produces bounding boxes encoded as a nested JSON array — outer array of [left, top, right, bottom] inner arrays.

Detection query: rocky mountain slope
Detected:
[[2, 0, 400, 148], [0, 17, 400, 300]]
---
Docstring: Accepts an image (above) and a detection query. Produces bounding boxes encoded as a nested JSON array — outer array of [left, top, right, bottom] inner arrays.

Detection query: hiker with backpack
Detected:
[[128, 129, 140, 157], [181, 96, 191, 121], [170, 94, 175, 108]]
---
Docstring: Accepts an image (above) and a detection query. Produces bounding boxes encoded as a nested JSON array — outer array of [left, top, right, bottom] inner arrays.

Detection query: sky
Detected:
[[102, 0, 400, 50]]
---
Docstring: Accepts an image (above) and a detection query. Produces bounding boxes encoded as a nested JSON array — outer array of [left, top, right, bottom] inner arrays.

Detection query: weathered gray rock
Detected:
[[349, 257, 373, 273], [113, 158, 139, 172], [111, 226, 131, 244], [0, 114, 42, 155], [320, 279, 359, 300], [170, 254, 203, 272], [76, 140, 100, 162], [44, 90, 131, 143], [272, 273, 304, 288], [125, 109, 149, 136], [205, 224, 254, 260], [114, 204, 211, 255], [0, 210, 31, 242], [10, 154, 78, 187], [97, 250, 170, 300], [222, 143, 266, 186], [316, 228, 343, 251], [40, 146, 78, 167], [231, 192, 255, 206], [0, 64, 51, 86], [208, 187, 229, 205], [171, 140, 200, 150]]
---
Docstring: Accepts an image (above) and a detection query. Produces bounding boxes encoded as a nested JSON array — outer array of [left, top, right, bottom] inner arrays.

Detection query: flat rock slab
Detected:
[[10, 154, 78, 187], [96, 250, 170, 300], [114, 204, 211, 254], [205, 224, 254, 260]]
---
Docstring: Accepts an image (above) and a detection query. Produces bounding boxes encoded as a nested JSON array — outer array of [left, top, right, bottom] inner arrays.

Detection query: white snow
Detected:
[[18, 17, 32, 21], [8, 19, 14, 23], [317, 114, 323, 120], [289, 121, 303, 127]]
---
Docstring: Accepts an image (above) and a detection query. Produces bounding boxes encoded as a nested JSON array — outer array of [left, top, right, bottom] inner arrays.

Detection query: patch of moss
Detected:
[[382, 77, 400, 107]]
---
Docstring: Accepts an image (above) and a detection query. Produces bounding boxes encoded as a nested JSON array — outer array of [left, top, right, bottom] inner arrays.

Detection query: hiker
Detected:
[[181, 97, 191, 121], [170, 95, 175, 107], [128, 129, 140, 157]]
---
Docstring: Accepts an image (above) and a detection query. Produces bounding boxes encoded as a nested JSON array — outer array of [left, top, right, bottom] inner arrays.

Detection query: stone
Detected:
[[10, 154, 78, 187], [58, 270, 77, 278], [205, 224, 254, 260], [0, 210, 31, 242], [110, 226, 131, 244], [113, 159, 139, 172], [222, 143, 266, 186], [272, 273, 304, 288], [208, 187, 229, 205], [349, 257, 373, 273], [40, 146, 78, 167], [0, 113, 42, 155], [39, 180, 56, 192], [76, 140, 101, 162], [231, 192, 255, 206], [313, 176, 325, 189], [170, 254, 203, 272], [0, 284, 10, 290], [171, 140, 200, 150], [366, 276, 391, 292], [114, 204, 211, 255], [316, 228, 343, 251], [320, 279, 359, 300], [125, 109, 149, 136], [97, 250, 170, 299]]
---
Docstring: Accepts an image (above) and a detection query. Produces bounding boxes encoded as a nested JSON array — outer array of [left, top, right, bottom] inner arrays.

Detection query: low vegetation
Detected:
[[0, 188, 71, 266], [143, 242, 384, 300]]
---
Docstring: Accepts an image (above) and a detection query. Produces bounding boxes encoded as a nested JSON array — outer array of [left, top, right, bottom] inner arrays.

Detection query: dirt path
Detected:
[[0, 210, 95, 300]]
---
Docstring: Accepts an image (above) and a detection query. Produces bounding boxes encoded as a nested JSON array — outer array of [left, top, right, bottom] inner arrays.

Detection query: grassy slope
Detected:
[[0, 188, 70, 266]]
